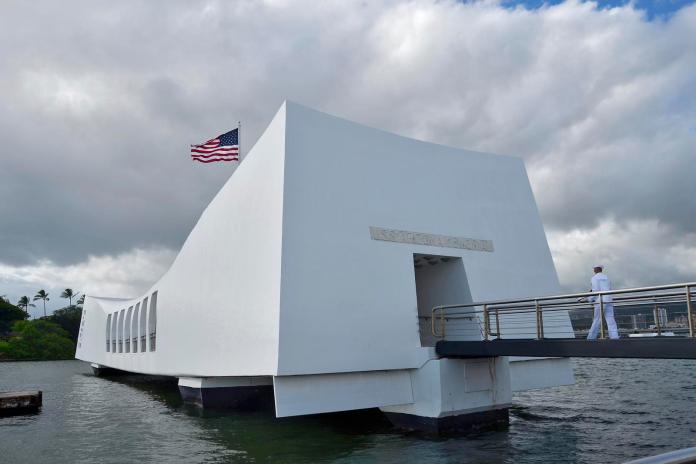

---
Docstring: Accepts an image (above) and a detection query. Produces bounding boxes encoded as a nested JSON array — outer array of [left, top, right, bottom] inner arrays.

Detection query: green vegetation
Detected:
[[0, 298, 28, 335], [33, 289, 50, 318], [0, 288, 83, 361], [61, 288, 77, 306], [17, 295, 35, 314], [0, 320, 75, 360], [46, 305, 83, 341]]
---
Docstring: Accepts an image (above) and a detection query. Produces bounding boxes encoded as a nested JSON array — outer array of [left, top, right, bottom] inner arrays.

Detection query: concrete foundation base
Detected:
[[380, 357, 512, 434], [384, 407, 509, 434], [178, 376, 274, 411], [90, 363, 130, 377]]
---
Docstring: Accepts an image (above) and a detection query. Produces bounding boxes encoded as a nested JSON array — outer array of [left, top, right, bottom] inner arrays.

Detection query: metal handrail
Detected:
[[432, 282, 696, 340], [624, 446, 696, 464], [434, 282, 696, 311]]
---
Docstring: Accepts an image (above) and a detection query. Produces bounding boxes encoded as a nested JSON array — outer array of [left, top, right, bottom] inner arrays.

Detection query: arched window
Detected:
[[111, 311, 118, 352], [118, 309, 125, 353], [125, 306, 133, 353], [106, 314, 111, 352], [132, 303, 140, 353], [149, 291, 158, 352], [140, 297, 148, 352], [78, 309, 86, 349]]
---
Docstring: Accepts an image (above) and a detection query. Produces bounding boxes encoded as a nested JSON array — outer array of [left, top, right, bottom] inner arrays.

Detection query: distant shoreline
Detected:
[[0, 358, 77, 363]]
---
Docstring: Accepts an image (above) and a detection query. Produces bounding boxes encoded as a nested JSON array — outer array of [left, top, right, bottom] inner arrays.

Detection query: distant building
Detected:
[[631, 314, 647, 330], [655, 307, 668, 327], [676, 314, 689, 327]]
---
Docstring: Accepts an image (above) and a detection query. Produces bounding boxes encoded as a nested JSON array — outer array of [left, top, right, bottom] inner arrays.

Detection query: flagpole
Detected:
[[238, 120, 242, 163]]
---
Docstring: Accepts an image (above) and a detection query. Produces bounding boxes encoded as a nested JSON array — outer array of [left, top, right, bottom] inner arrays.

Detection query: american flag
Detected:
[[191, 128, 239, 163]]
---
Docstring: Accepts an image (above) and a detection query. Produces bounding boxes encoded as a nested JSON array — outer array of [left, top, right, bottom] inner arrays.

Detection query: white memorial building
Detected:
[[76, 101, 574, 433]]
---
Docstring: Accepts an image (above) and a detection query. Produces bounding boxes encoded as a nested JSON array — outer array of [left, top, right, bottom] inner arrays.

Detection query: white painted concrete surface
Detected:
[[273, 370, 414, 417], [380, 357, 512, 419], [76, 101, 574, 418], [178, 377, 273, 389]]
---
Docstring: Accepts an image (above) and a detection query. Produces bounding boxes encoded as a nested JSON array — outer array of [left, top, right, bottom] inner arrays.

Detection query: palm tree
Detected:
[[33, 290, 50, 318], [61, 288, 79, 307], [76, 294, 85, 306], [17, 296, 35, 317]]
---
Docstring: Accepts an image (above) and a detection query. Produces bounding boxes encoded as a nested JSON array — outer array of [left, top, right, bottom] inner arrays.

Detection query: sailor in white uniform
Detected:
[[587, 265, 619, 340], [586, 265, 619, 340]]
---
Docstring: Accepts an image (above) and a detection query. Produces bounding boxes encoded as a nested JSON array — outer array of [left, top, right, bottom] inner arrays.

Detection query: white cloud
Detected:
[[0, 0, 695, 295], [0, 247, 176, 317], [549, 218, 696, 291]]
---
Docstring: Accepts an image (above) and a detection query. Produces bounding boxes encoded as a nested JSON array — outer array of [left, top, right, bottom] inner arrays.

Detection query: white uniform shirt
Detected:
[[590, 272, 613, 303]]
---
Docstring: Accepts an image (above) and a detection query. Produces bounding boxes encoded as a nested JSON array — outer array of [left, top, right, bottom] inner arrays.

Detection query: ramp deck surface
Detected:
[[436, 338, 696, 359]]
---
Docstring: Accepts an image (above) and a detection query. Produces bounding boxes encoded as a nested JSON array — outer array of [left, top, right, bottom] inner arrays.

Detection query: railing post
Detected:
[[687, 285, 694, 338], [495, 307, 501, 340], [535, 299, 541, 339], [441, 308, 446, 339], [483, 305, 490, 341], [599, 296, 606, 339]]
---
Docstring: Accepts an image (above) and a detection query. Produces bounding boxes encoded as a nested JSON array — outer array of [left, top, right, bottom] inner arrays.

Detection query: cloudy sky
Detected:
[[1, 0, 695, 317]]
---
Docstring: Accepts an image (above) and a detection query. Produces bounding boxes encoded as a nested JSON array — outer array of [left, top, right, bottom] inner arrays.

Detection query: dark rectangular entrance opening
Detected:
[[414, 254, 475, 346]]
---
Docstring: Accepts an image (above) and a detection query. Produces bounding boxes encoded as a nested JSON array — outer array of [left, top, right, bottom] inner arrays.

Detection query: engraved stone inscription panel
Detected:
[[369, 227, 494, 252]]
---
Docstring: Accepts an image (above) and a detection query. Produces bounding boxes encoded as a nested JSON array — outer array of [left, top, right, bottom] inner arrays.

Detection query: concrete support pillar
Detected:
[[380, 357, 512, 434], [90, 363, 128, 377], [178, 376, 274, 411]]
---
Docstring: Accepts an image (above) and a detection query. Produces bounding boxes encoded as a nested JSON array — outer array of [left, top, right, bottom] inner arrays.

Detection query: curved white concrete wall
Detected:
[[77, 104, 287, 376], [76, 101, 573, 380], [277, 103, 570, 376]]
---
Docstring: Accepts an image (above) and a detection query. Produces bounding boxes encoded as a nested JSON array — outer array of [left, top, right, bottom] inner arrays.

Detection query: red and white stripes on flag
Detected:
[[190, 128, 239, 163]]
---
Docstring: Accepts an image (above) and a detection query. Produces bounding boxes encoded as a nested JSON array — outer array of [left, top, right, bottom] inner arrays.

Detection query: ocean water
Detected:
[[1, 358, 695, 463]]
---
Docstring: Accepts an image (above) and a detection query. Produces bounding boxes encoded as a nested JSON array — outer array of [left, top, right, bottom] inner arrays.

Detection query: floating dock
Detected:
[[0, 391, 42, 416]]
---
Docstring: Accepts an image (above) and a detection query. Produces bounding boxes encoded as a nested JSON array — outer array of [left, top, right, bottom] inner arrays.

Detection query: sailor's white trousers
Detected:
[[587, 303, 619, 339]]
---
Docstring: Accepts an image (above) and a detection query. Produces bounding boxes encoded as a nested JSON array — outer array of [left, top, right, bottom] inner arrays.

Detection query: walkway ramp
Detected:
[[437, 338, 696, 359], [432, 282, 696, 360]]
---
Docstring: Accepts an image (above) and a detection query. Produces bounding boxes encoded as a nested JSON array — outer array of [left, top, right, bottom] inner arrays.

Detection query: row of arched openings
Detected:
[[105, 291, 158, 353]]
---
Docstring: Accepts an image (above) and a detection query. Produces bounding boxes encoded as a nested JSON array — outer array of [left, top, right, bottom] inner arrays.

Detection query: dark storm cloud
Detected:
[[0, 0, 695, 300]]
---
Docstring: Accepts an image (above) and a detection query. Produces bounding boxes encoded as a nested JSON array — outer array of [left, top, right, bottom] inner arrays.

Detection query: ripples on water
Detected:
[[1, 359, 695, 463]]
